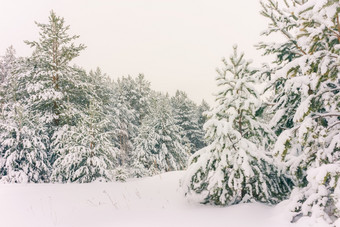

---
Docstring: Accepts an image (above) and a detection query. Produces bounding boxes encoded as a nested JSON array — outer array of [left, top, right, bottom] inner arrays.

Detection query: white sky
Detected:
[[0, 0, 276, 105]]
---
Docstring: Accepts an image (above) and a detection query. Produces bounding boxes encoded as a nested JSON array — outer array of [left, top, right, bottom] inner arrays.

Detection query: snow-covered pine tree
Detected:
[[0, 46, 16, 85], [88, 68, 128, 181], [23, 11, 86, 166], [113, 78, 138, 167], [195, 99, 210, 150], [115, 74, 152, 126], [50, 67, 122, 183], [260, 0, 340, 225], [183, 46, 291, 205], [258, 0, 307, 136], [0, 46, 17, 119], [87, 68, 119, 145], [0, 48, 50, 183], [132, 93, 190, 177], [51, 98, 118, 183], [0, 103, 50, 183], [131, 74, 152, 125], [171, 90, 201, 153]]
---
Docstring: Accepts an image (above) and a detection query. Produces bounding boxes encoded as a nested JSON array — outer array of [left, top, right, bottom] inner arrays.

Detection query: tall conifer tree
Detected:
[[0, 48, 50, 183], [184, 46, 291, 205], [260, 0, 340, 224], [132, 94, 190, 177], [23, 11, 86, 165]]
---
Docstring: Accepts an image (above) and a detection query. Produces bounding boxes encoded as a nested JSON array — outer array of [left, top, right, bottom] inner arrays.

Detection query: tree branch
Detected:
[[312, 113, 340, 119], [337, 13, 340, 43], [328, 121, 340, 130], [227, 133, 238, 151]]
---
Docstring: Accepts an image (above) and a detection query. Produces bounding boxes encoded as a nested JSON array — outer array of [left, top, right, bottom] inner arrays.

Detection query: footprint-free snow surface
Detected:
[[0, 171, 298, 227]]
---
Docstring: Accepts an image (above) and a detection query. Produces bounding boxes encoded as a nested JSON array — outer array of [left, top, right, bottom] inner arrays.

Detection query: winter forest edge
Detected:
[[0, 0, 340, 227]]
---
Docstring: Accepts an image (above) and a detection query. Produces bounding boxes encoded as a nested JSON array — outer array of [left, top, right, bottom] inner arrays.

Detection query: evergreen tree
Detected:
[[184, 46, 291, 205], [260, 0, 340, 224], [0, 48, 50, 183], [131, 74, 152, 125], [51, 99, 118, 183], [116, 74, 152, 125], [258, 0, 307, 136], [0, 46, 16, 85], [88, 68, 129, 181], [196, 99, 210, 150], [0, 46, 17, 118], [50, 66, 123, 182], [132, 94, 190, 177], [171, 90, 201, 153], [113, 78, 138, 167], [87, 68, 120, 148], [0, 103, 50, 183], [22, 11, 86, 166]]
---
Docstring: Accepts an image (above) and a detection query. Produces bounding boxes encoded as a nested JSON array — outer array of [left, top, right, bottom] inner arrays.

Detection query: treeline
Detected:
[[0, 11, 209, 183]]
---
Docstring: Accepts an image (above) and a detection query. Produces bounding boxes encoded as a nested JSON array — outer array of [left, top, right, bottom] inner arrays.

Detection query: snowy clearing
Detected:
[[0, 171, 307, 227]]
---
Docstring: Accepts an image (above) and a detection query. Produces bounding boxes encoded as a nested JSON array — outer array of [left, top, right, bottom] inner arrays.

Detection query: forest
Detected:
[[0, 0, 340, 227], [0, 11, 209, 182]]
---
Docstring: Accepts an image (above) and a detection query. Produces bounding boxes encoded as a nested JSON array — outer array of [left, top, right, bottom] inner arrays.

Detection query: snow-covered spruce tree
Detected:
[[23, 11, 86, 166], [260, 0, 340, 225], [171, 90, 202, 154], [51, 98, 118, 183], [131, 93, 190, 177], [183, 46, 291, 205]]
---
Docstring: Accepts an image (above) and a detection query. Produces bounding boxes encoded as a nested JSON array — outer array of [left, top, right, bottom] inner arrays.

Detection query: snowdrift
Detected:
[[1, 171, 298, 227]]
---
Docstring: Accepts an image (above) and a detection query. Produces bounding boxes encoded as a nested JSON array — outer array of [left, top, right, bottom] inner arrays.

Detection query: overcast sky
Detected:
[[0, 0, 275, 105]]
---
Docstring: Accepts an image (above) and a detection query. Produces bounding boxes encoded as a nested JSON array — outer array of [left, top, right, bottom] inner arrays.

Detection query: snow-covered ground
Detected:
[[1, 171, 300, 227]]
